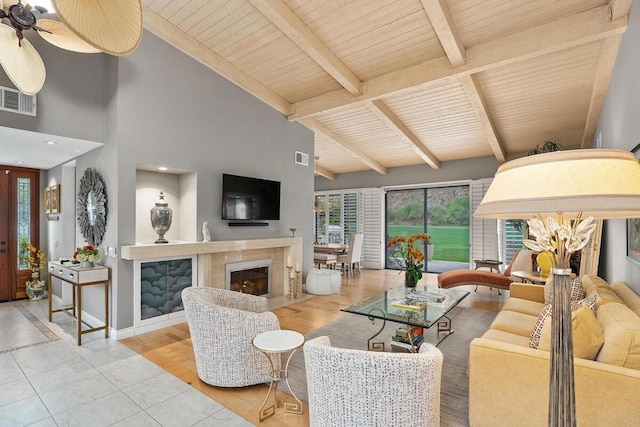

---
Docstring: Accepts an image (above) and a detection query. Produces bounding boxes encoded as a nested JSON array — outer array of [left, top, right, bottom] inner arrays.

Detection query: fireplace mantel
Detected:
[[122, 237, 302, 304], [121, 237, 301, 260]]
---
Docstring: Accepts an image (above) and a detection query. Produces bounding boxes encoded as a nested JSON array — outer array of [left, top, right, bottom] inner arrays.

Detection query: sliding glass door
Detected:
[[386, 185, 470, 273]]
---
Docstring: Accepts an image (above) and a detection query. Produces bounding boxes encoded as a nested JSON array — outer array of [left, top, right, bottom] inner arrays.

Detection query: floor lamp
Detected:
[[475, 149, 640, 426]]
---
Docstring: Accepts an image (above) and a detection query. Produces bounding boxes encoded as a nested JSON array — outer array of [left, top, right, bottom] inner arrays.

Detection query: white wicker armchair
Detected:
[[182, 287, 280, 387], [303, 336, 443, 427]]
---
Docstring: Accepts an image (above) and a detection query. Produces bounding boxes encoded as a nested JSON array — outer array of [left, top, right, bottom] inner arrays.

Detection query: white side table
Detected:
[[252, 330, 305, 421]]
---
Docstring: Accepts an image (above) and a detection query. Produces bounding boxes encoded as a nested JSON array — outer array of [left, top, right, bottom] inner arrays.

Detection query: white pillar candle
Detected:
[[287, 255, 293, 267], [295, 263, 301, 273], [289, 270, 296, 279]]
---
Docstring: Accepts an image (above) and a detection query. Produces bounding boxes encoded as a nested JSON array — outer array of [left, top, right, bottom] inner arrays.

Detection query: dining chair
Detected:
[[337, 233, 364, 275]]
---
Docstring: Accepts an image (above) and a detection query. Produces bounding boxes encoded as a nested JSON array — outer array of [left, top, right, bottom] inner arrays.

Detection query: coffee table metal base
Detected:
[[436, 315, 454, 345], [368, 313, 455, 353]]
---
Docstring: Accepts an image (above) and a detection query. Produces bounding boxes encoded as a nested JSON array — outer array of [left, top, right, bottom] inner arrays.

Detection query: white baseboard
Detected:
[[132, 316, 186, 336], [110, 327, 135, 340]]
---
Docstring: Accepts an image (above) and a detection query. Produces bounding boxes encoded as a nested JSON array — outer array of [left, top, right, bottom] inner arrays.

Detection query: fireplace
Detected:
[[225, 259, 272, 298]]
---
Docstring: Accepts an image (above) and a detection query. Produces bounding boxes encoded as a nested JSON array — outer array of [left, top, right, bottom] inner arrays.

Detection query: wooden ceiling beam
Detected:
[[143, 9, 292, 115], [314, 164, 336, 180], [421, 1, 504, 163], [301, 118, 387, 175], [581, 35, 623, 149], [420, 0, 465, 67], [247, 0, 363, 96], [610, 0, 633, 20], [365, 100, 440, 169], [289, 5, 626, 120], [459, 75, 506, 162]]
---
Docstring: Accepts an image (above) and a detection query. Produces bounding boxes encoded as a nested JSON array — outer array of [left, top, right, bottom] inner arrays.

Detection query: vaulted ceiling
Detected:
[[142, 0, 631, 179]]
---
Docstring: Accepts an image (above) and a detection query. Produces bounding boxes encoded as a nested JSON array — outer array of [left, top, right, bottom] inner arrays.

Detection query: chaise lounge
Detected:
[[438, 249, 537, 292]]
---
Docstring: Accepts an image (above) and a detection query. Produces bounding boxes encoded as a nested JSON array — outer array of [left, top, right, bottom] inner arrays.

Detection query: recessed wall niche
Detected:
[[135, 168, 197, 243]]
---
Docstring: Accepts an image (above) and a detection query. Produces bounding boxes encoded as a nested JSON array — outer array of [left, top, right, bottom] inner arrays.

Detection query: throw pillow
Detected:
[[530, 296, 596, 349], [544, 275, 585, 305], [530, 304, 552, 348], [538, 304, 605, 360]]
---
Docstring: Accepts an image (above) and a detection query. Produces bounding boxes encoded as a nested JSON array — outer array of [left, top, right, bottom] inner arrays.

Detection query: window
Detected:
[[17, 177, 31, 270], [315, 188, 384, 269], [503, 219, 524, 266], [386, 185, 470, 273], [314, 193, 345, 244], [342, 193, 357, 245]]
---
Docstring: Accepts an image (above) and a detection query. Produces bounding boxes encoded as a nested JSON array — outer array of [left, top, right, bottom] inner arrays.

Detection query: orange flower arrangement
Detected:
[[388, 233, 430, 284]]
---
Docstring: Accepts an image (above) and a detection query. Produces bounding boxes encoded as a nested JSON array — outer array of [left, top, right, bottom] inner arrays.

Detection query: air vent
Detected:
[[295, 151, 309, 166], [0, 86, 36, 116]]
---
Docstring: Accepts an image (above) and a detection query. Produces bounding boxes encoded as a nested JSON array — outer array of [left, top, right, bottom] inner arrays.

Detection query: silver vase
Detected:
[[151, 189, 172, 244]]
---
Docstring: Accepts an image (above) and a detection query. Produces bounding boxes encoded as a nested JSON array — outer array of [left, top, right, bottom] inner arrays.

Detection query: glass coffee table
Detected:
[[340, 285, 469, 352]]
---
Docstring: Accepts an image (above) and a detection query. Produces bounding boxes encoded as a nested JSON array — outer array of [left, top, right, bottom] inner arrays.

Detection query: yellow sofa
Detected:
[[468, 275, 640, 426]]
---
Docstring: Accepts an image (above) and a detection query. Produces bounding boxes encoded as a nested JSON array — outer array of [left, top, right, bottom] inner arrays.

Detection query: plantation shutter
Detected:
[[314, 195, 326, 243], [470, 179, 499, 264], [342, 192, 358, 245], [358, 188, 384, 269], [503, 219, 524, 266]]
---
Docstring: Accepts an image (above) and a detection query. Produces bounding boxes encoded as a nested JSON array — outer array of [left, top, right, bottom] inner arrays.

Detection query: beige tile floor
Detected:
[[0, 298, 253, 427]]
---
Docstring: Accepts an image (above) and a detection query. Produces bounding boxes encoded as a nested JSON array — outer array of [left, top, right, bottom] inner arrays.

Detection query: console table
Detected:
[[47, 261, 109, 345]]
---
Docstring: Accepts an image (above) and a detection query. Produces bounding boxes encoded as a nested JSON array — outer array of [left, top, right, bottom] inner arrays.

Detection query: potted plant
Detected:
[[528, 140, 562, 156], [74, 245, 100, 268], [19, 242, 47, 300], [387, 233, 431, 287]]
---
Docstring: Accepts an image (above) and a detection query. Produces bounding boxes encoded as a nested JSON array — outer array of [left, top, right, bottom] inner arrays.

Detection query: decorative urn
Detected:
[[151, 189, 172, 244]]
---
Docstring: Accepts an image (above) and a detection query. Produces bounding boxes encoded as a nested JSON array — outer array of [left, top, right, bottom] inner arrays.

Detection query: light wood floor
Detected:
[[121, 269, 508, 426]]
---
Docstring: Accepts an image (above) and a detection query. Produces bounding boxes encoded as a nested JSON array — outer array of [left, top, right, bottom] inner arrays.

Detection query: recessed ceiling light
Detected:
[[158, 166, 168, 171], [14, 160, 24, 164], [45, 140, 57, 145]]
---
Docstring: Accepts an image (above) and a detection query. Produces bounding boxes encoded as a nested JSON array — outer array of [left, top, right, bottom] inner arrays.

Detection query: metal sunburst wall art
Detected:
[[76, 167, 107, 247]]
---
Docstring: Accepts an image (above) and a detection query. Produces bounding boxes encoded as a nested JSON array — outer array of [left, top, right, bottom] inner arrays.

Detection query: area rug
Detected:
[[279, 306, 496, 427], [0, 301, 59, 354]]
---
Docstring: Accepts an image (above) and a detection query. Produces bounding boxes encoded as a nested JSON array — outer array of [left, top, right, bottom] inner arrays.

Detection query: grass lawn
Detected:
[[387, 225, 470, 262]]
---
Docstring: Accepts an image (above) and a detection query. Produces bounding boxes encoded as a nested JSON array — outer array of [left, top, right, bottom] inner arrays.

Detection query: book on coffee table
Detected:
[[406, 290, 446, 303], [390, 299, 427, 311]]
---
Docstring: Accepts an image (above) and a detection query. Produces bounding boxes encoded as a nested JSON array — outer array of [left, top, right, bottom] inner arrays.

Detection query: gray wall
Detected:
[[108, 32, 314, 330], [315, 156, 501, 191], [1, 30, 314, 332], [595, 2, 640, 292], [45, 163, 76, 302], [0, 32, 106, 143]]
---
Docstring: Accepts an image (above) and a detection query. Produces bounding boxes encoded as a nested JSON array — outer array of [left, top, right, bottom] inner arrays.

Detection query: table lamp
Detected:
[[475, 149, 640, 426]]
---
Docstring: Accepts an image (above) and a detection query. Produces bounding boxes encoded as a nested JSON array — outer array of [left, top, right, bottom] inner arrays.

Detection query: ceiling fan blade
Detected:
[[37, 19, 100, 53], [0, 23, 45, 95], [51, 0, 142, 56]]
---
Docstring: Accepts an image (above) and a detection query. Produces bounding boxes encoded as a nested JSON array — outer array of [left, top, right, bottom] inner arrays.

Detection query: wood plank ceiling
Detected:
[[142, 0, 631, 180]]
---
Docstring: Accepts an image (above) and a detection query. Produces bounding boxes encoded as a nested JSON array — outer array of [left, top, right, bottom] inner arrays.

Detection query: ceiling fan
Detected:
[[0, 0, 143, 95]]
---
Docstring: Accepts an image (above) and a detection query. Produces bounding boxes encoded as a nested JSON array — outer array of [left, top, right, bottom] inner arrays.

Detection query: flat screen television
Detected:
[[222, 174, 281, 221]]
